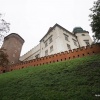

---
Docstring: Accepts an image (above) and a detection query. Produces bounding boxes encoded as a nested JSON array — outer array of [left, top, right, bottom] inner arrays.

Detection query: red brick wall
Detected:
[[0, 43, 100, 74]]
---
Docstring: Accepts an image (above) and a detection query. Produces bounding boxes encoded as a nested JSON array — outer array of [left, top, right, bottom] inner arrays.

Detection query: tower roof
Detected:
[[73, 27, 89, 34], [4, 33, 25, 44]]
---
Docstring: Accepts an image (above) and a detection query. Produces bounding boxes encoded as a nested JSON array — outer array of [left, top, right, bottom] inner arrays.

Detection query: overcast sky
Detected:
[[0, 0, 96, 56]]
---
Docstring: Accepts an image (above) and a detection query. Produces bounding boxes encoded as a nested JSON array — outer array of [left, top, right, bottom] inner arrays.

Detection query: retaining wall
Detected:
[[0, 43, 100, 74]]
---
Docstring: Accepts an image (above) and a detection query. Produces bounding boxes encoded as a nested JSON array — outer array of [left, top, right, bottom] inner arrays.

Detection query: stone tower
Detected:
[[2, 33, 24, 65]]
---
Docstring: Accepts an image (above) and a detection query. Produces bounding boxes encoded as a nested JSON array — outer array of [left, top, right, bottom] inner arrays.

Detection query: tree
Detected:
[[0, 48, 9, 67], [0, 13, 10, 46], [89, 0, 100, 43]]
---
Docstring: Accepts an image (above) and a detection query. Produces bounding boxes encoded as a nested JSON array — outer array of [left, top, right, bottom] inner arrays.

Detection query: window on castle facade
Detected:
[[67, 44, 71, 50], [50, 45, 53, 52], [49, 37, 52, 44], [82, 34, 85, 36], [84, 40, 90, 45], [73, 39, 77, 46], [45, 50, 48, 56], [45, 42, 48, 47], [12, 61, 14, 64], [35, 54, 40, 59], [64, 34, 69, 41]]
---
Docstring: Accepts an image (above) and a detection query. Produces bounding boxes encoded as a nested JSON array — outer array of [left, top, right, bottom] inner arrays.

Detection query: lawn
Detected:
[[0, 54, 100, 100]]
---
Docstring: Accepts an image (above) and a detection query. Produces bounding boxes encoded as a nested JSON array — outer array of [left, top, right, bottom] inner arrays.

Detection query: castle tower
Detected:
[[2, 33, 24, 65], [73, 27, 93, 47]]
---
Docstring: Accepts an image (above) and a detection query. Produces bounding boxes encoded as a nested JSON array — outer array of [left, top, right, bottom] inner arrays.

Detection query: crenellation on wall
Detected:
[[0, 44, 100, 74], [73, 49, 78, 52]]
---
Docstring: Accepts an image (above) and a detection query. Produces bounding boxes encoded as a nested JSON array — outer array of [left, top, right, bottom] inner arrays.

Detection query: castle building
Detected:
[[20, 23, 93, 61], [2, 33, 24, 64]]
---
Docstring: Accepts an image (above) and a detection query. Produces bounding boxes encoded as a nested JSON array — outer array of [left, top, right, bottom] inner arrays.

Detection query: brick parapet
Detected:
[[0, 43, 100, 74]]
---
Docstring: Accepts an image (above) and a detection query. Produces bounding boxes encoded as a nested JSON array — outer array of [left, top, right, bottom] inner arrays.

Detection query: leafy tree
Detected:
[[0, 13, 10, 46], [89, 0, 100, 43], [0, 48, 9, 67]]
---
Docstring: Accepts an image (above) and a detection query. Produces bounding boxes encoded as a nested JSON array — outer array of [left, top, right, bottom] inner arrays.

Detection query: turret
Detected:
[[73, 27, 92, 47], [2, 33, 24, 65]]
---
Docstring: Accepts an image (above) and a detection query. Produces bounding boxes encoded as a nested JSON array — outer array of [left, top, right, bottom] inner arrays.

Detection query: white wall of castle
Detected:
[[20, 25, 93, 61], [55, 26, 79, 52], [40, 26, 79, 57], [40, 26, 59, 57], [19, 44, 40, 61], [76, 32, 93, 47]]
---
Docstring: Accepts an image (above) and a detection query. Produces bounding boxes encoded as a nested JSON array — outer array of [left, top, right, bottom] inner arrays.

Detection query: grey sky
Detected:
[[0, 0, 96, 55]]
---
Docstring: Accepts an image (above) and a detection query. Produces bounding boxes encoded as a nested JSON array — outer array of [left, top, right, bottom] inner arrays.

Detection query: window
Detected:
[[67, 44, 71, 50], [35, 54, 40, 59], [45, 42, 48, 47], [49, 37, 52, 44], [84, 40, 90, 45], [82, 34, 85, 36], [15, 50, 17, 53], [13, 54, 15, 57], [73, 39, 77, 46], [50, 45, 53, 52], [65, 35, 69, 41], [45, 50, 48, 56], [12, 61, 14, 64]]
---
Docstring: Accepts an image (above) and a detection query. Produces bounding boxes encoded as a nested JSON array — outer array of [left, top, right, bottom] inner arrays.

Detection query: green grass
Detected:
[[0, 54, 100, 100]]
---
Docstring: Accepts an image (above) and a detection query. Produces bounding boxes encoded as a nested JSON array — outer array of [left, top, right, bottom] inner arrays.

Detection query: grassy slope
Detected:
[[0, 54, 100, 100]]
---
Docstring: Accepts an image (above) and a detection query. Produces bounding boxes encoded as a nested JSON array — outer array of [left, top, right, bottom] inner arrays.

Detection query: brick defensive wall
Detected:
[[0, 43, 100, 74]]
